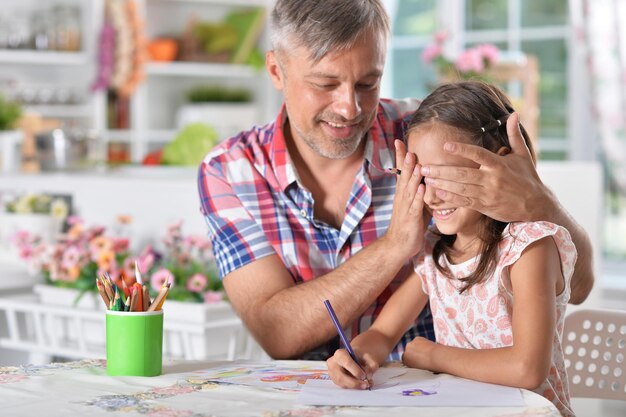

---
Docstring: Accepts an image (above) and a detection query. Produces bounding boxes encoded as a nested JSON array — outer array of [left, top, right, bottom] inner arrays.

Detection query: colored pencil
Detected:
[[101, 276, 114, 301], [123, 291, 131, 312], [129, 286, 139, 312], [142, 284, 151, 312], [324, 299, 371, 390], [96, 279, 110, 309], [148, 281, 170, 312], [134, 261, 143, 284]]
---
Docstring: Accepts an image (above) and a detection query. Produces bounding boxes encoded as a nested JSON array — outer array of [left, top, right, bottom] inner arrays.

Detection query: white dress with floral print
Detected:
[[415, 221, 577, 417]]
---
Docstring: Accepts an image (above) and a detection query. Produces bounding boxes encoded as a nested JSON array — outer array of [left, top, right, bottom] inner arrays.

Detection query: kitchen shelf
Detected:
[[102, 129, 135, 142], [146, 61, 260, 78], [144, 129, 179, 142], [25, 105, 93, 118], [0, 50, 88, 65], [147, 0, 268, 6]]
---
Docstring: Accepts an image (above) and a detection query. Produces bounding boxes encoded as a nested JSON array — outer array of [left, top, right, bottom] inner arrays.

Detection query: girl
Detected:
[[327, 81, 576, 417]]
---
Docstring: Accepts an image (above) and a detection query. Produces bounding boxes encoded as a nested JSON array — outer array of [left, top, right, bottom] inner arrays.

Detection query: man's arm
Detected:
[[419, 113, 593, 304], [224, 143, 428, 359], [225, 238, 409, 359]]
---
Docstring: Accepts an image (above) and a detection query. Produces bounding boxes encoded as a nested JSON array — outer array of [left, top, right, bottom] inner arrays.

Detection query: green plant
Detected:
[[186, 85, 252, 103], [0, 94, 22, 131], [4, 193, 70, 218]]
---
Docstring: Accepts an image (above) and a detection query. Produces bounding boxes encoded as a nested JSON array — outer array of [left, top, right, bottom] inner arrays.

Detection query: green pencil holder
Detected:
[[105, 310, 164, 377]]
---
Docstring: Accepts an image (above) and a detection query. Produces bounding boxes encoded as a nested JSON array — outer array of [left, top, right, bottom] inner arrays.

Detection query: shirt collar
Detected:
[[269, 102, 398, 191]]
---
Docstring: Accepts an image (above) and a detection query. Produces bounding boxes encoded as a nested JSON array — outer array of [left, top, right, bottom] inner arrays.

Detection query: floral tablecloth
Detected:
[[0, 359, 561, 417]]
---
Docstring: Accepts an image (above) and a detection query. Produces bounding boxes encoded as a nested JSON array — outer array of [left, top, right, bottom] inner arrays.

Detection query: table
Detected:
[[0, 359, 561, 417]]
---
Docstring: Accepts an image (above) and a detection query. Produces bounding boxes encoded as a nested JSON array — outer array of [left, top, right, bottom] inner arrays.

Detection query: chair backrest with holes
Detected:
[[562, 308, 626, 400]]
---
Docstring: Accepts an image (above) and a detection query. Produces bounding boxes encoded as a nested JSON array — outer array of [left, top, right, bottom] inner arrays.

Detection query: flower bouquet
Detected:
[[12, 215, 131, 294], [1, 192, 70, 262], [13, 216, 223, 304], [422, 30, 500, 81], [140, 220, 223, 303]]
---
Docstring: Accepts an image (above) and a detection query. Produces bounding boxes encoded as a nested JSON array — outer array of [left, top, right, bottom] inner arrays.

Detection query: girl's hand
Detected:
[[402, 336, 437, 370], [327, 348, 378, 389], [383, 139, 429, 260]]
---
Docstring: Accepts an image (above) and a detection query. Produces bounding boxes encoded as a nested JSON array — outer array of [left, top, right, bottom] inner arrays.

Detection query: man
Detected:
[[198, 0, 593, 360]]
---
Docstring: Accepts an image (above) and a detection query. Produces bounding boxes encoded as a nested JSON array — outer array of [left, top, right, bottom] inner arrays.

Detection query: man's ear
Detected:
[[496, 146, 511, 156], [266, 50, 285, 90]]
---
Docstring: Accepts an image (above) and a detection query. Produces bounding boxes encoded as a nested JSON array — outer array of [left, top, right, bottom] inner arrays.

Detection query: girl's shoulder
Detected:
[[498, 221, 578, 271], [503, 221, 570, 244]]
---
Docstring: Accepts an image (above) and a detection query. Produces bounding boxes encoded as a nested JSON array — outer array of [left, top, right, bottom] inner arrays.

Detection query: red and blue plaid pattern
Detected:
[[198, 98, 434, 359]]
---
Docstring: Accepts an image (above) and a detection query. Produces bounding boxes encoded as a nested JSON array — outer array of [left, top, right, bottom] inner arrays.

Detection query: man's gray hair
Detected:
[[270, 0, 390, 62]]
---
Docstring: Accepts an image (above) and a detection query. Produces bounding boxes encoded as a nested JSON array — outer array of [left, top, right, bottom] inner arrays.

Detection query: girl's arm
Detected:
[[327, 270, 429, 389], [402, 235, 563, 390]]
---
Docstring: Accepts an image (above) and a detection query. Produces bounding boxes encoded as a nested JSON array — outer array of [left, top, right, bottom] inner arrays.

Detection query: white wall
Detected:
[[0, 168, 207, 253], [537, 161, 604, 310]]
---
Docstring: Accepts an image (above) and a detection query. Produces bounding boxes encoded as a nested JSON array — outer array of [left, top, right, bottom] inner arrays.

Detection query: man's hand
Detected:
[[420, 113, 553, 223]]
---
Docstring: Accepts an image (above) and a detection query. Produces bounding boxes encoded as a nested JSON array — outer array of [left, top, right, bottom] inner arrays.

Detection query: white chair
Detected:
[[562, 308, 626, 400]]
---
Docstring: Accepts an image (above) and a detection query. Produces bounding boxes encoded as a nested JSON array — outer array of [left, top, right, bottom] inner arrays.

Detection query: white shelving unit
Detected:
[[0, 50, 89, 65], [119, 0, 276, 163], [0, 0, 102, 130], [24, 104, 93, 119], [0, 0, 277, 165], [145, 61, 260, 78]]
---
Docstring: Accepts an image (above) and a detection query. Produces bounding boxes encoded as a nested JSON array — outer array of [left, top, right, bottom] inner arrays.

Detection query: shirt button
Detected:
[[300, 209, 307, 218]]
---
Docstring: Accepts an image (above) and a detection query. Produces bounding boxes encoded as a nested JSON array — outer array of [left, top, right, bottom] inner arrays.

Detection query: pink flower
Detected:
[[195, 237, 211, 251], [434, 30, 448, 44], [204, 291, 224, 304], [167, 220, 184, 235], [112, 237, 129, 252], [477, 43, 499, 66], [123, 256, 137, 280], [89, 235, 113, 260], [421, 44, 443, 64], [66, 215, 83, 226], [186, 273, 207, 293], [455, 48, 484, 73], [61, 246, 82, 270], [18, 245, 34, 260], [138, 246, 156, 272], [150, 268, 173, 292], [11, 230, 32, 245]]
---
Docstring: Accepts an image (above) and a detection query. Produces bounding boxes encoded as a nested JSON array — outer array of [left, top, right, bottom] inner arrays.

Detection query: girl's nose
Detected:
[[423, 184, 441, 207]]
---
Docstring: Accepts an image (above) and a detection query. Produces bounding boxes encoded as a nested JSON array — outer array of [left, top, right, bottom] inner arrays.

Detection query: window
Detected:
[[385, 1, 626, 282], [384, 0, 570, 160]]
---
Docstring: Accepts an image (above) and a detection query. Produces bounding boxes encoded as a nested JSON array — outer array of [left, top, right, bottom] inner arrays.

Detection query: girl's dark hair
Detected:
[[407, 81, 534, 294]]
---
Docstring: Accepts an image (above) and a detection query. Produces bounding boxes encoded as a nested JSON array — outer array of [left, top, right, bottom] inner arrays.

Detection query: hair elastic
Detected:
[[480, 115, 509, 133]]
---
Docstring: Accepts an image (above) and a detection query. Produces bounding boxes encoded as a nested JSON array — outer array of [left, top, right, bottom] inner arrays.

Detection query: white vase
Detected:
[[0, 213, 63, 266]]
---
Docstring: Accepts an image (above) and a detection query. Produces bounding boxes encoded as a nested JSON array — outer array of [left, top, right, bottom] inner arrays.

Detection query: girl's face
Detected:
[[407, 125, 484, 243]]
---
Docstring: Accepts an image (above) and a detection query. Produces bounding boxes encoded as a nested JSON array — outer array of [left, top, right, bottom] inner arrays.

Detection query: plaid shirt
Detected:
[[198, 98, 434, 360]]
